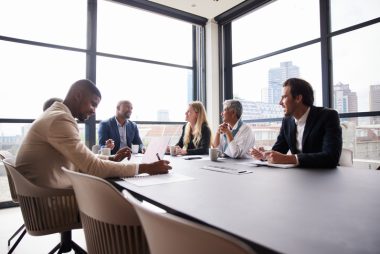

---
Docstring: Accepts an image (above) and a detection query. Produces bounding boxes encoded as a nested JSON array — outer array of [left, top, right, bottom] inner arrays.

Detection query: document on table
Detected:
[[246, 160, 297, 168], [122, 172, 194, 187], [201, 165, 253, 175]]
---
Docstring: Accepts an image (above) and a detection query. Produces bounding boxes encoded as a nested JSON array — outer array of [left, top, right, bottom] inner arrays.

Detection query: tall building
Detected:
[[369, 84, 380, 111], [333, 82, 358, 113], [266, 61, 300, 104], [369, 84, 380, 124]]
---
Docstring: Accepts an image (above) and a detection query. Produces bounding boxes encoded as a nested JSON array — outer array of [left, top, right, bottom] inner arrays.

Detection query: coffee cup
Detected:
[[131, 144, 139, 154], [91, 144, 100, 154], [100, 147, 111, 156], [169, 146, 177, 156], [209, 148, 220, 161]]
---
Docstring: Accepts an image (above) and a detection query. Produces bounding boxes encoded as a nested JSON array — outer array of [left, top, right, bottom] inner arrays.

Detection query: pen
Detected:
[[156, 153, 161, 160]]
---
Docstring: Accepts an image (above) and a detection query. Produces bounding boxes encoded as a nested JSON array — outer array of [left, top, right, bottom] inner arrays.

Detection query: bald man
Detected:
[[16, 79, 171, 189], [98, 100, 145, 154]]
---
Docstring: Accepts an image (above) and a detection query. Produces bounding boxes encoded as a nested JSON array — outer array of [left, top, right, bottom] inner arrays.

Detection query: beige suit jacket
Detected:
[[15, 102, 137, 188]]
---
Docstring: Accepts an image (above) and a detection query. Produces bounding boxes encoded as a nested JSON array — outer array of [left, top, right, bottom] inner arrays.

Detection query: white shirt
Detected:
[[219, 121, 255, 159], [116, 117, 127, 149], [294, 107, 310, 152]]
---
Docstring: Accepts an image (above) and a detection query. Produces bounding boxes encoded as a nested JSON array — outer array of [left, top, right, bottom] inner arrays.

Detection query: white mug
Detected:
[[209, 148, 220, 161], [91, 144, 100, 154], [169, 146, 177, 156], [131, 144, 139, 154], [100, 147, 111, 156]]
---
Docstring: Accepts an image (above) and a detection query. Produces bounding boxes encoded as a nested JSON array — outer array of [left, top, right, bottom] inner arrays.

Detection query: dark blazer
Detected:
[[98, 117, 143, 155], [272, 106, 342, 168], [176, 123, 211, 155]]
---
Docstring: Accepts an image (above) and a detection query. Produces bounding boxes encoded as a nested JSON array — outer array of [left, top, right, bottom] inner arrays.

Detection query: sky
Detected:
[[231, 0, 380, 112], [0, 0, 379, 136]]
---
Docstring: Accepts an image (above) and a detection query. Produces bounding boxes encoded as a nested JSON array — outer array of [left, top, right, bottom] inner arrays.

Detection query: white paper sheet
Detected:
[[123, 172, 194, 187]]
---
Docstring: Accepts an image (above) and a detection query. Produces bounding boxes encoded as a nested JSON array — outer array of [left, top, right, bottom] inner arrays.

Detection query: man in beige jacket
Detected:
[[15, 79, 171, 189]]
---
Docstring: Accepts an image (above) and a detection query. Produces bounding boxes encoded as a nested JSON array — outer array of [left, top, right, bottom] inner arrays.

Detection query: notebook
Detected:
[[249, 160, 297, 168], [141, 136, 171, 163]]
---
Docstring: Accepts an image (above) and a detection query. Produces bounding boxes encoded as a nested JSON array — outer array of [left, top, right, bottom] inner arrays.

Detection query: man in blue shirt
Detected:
[[98, 100, 145, 155]]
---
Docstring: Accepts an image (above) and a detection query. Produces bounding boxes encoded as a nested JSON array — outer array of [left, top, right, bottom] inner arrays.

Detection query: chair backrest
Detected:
[[123, 191, 256, 254], [3, 158, 81, 236], [62, 167, 149, 254], [339, 148, 353, 167], [0, 151, 18, 202]]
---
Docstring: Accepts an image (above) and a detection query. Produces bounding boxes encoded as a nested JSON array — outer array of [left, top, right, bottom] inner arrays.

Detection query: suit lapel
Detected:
[[111, 118, 121, 141], [289, 118, 298, 153], [302, 106, 318, 148]]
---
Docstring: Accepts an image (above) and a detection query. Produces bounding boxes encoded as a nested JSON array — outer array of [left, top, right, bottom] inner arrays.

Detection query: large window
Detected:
[[0, 0, 205, 207], [220, 0, 380, 160], [96, 1, 194, 122]]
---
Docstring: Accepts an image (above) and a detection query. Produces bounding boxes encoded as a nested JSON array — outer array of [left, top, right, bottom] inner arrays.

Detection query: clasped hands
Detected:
[[249, 147, 296, 164]]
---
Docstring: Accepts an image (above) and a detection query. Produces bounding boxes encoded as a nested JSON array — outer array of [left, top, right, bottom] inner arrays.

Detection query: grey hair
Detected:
[[223, 99, 243, 119]]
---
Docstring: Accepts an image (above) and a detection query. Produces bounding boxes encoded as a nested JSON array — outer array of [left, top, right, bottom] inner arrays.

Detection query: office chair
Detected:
[[0, 151, 26, 254], [62, 167, 149, 254], [3, 158, 86, 254], [123, 190, 257, 254]]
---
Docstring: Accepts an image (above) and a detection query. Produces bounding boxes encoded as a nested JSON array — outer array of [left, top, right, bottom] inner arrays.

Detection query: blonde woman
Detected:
[[173, 101, 211, 155]]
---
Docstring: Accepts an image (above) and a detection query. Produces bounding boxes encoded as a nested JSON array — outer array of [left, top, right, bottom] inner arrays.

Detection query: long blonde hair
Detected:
[[183, 101, 209, 149]]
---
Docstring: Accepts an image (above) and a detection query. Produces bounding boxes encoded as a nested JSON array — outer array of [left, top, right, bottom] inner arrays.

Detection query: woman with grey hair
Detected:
[[212, 99, 255, 158]]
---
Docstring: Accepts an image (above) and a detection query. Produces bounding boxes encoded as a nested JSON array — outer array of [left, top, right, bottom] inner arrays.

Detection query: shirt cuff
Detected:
[[135, 164, 139, 175], [294, 154, 300, 166]]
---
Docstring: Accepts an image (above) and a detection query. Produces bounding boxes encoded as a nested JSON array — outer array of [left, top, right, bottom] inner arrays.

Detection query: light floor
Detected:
[[0, 207, 86, 254]]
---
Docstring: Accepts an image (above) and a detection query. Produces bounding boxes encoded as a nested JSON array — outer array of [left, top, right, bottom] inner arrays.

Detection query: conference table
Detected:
[[113, 155, 380, 254]]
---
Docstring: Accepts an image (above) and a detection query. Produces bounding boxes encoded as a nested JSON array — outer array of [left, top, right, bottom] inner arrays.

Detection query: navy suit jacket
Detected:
[[98, 117, 143, 155], [272, 106, 342, 168]]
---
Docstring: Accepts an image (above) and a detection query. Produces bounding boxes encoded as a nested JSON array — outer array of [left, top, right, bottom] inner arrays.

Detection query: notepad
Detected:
[[122, 172, 194, 187], [249, 160, 297, 168], [201, 165, 253, 175]]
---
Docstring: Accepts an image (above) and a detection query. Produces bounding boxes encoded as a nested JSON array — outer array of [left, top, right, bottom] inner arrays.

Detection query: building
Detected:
[[240, 100, 283, 121], [266, 61, 300, 104], [370, 84, 380, 124], [333, 82, 358, 113]]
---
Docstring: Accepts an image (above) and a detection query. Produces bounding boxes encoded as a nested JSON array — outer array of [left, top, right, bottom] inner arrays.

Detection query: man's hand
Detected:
[[110, 147, 131, 162], [105, 139, 115, 150], [250, 147, 266, 160], [265, 151, 297, 164], [218, 122, 230, 135], [139, 160, 172, 175]]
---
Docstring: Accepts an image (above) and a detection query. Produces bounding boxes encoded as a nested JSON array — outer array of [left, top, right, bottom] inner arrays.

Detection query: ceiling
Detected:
[[149, 0, 246, 19]]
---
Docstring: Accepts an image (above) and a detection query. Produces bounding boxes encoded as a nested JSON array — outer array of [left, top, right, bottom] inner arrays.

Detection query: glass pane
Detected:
[[330, 0, 380, 32], [0, 160, 12, 203], [96, 56, 193, 122], [233, 43, 322, 120], [332, 24, 380, 113], [341, 116, 380, 161], [0, 41, 85, 119], [95, 123, 184, 148], [0, 122, 32, 203], [232, 0, 320, 63], [98, 1, 193, 66], [0, 0, 87, 48], [247, 121, 282, 149]]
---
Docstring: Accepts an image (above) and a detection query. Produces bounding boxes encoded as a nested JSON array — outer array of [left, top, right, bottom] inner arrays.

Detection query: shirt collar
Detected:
[[294, 107, 310, 126], [231, 118, 242, 130], [115, 117, 128, 127]]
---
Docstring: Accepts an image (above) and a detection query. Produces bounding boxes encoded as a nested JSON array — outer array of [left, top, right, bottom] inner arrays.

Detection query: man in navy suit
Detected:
[[251, 78, 342, 168], [98, 100, 145, 155]]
